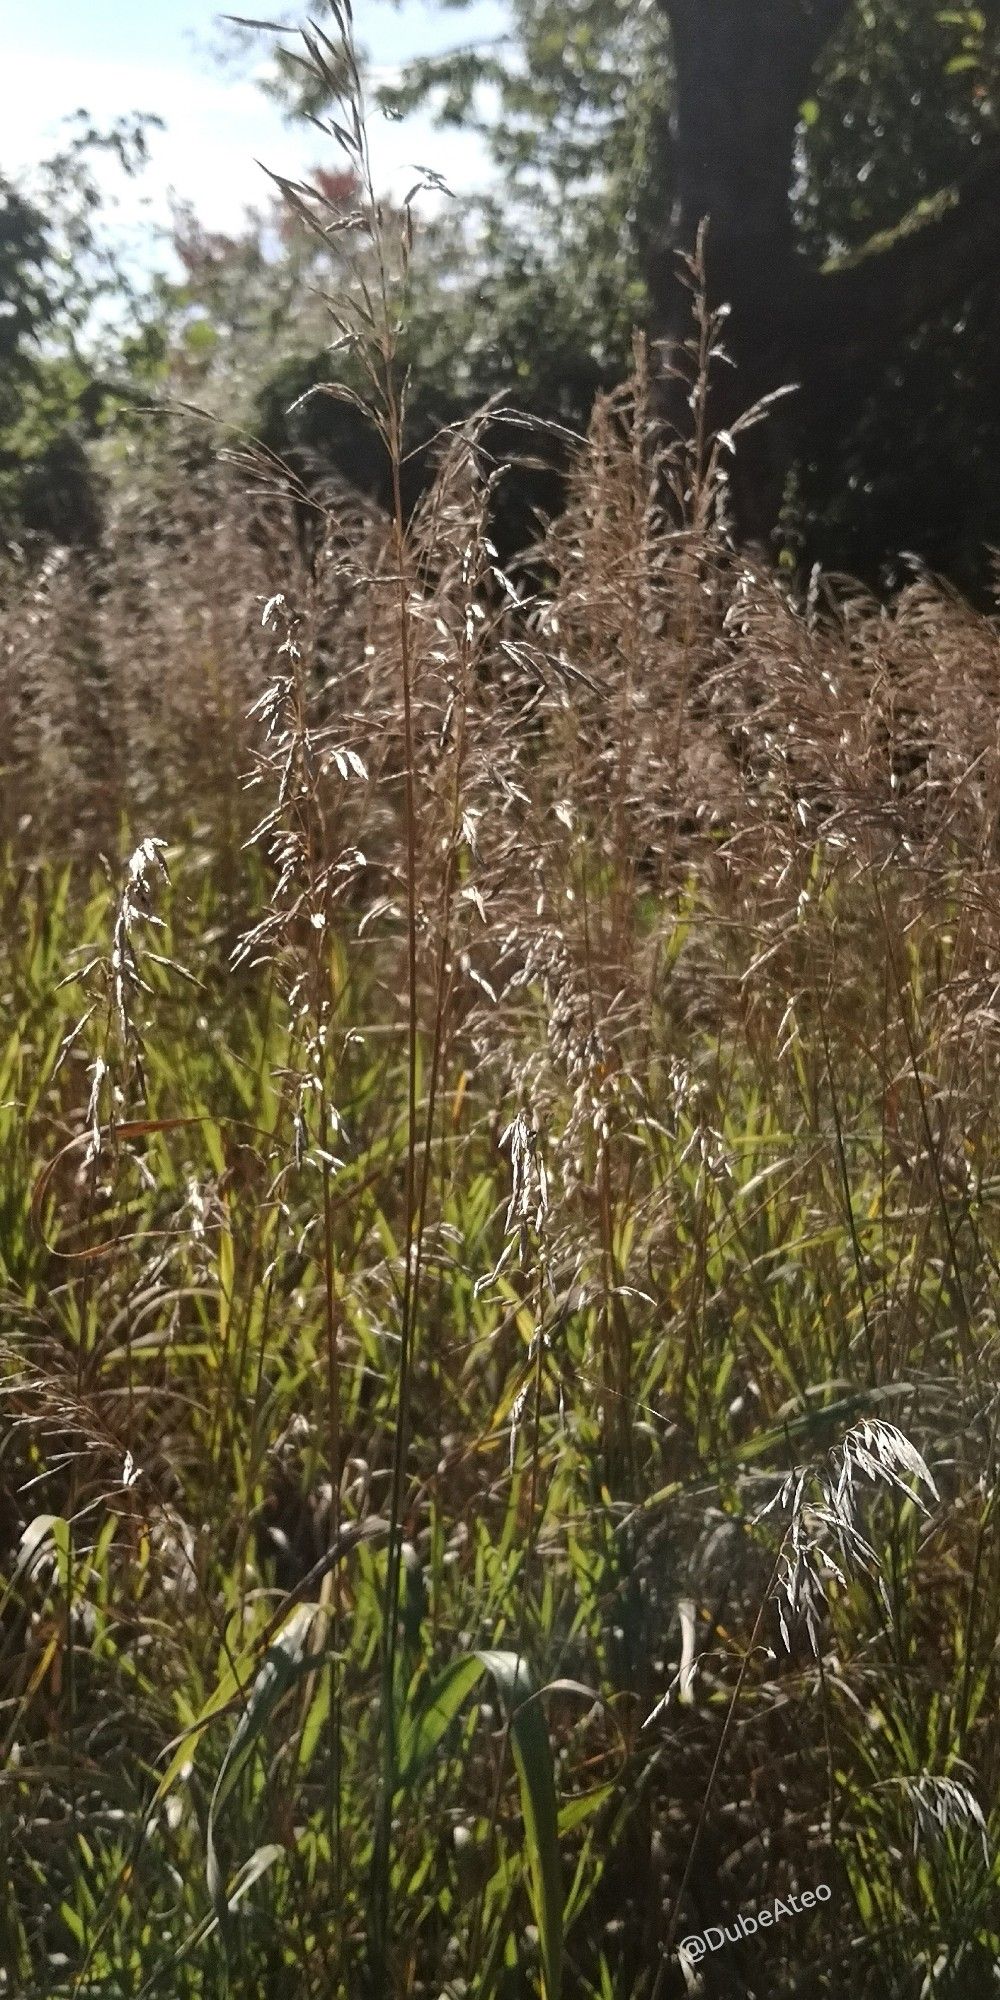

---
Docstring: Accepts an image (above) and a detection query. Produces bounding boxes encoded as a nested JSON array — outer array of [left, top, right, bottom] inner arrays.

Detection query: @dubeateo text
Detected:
[[679, 1884, 832, 1962]]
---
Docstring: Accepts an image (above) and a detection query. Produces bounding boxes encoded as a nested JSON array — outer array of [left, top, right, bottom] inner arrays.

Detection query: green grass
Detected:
[[2, 137, 1000, 1989], [0, 815, 998, 1998]]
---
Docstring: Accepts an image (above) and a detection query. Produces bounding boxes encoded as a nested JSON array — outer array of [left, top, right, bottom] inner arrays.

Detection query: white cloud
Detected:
[[6, 43, 494, 265]]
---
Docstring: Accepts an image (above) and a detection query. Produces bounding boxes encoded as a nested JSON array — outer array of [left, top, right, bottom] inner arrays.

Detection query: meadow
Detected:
[[1, 135, 1000, 1997]]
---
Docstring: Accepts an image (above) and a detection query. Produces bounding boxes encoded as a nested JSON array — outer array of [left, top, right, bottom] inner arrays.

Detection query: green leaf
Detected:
[[395, 1646, 564, 1998], [206, 1605, 326, 1923], [558, 1782, 614, 1837], [476, 1650, 563, 2000], [182, 317, 218, 354], [226, 1842, 285, 1912], [396, 1652, 485, 1788]]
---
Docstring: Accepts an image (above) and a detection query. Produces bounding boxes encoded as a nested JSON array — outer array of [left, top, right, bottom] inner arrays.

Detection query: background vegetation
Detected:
[[8, 3, 1000, 582], [3, 6, 1000, 1999]]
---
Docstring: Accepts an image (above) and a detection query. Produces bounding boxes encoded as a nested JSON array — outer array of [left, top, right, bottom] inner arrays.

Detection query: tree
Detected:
[[0, 176, 57, 528], [649, 1, 1000, 544], [222, 2, 659, 430], [0, 115, 160, 546], [370, 0, 1000, 573], [213, 3, 1000, 578]]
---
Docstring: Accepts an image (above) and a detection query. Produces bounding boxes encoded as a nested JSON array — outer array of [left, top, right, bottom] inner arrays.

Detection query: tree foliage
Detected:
[[0, 114, 160, 546], [7, 6, 1000, 576], [211, 1, 1000, 580]]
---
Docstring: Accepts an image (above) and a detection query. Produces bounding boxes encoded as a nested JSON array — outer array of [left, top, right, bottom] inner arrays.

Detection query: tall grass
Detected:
[[2, 20, 1000, 1999]]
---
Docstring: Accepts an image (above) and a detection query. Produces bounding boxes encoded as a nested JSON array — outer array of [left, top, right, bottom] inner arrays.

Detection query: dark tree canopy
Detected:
[[353, 0, 1000, 582], [648, 1, 1000, 570], [6, 7, 1000, 580], [0, 116, 159, 547]]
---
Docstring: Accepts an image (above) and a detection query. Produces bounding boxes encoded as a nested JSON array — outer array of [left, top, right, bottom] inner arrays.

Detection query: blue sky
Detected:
[[7, 1, 505, 262]]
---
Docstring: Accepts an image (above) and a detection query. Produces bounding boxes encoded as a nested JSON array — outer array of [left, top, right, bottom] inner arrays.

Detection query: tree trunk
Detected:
[[649, 0, 1000, 545], [650, 2, 846, 535]]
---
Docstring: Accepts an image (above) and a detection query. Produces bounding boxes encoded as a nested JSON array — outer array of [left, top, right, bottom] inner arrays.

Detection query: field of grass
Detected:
[[3, 87, 1000, 1996]]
